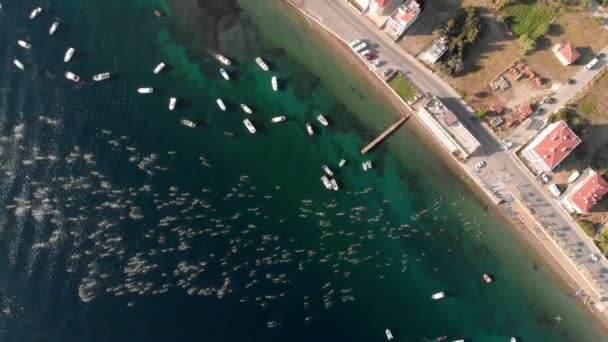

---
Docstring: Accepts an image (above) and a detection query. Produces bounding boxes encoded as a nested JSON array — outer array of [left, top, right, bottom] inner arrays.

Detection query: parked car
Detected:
[[370, 60, 382, 69], [382, 68, 393, 77], [539, 173, 550, 183], [548, 183, 561, 197], [365, 54, 377, 61], [359, 49, 371, 56], [585, 57, 599, 70], [475, 161, 486, 170], [502, 140, 513, 150], [590, 253, 600, 262]]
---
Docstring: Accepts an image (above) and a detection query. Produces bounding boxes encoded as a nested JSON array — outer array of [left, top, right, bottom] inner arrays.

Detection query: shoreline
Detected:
[[285, 0, 608, 331]]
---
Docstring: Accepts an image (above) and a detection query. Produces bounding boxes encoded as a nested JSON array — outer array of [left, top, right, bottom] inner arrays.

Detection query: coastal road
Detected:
[[290, 0, 608, 302]]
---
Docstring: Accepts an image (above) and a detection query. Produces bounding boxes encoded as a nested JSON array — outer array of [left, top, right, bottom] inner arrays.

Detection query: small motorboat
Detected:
[[92, 72, 110, 81], [180, 119, 196, 128], [169, 97, 177, 111], [339, 159, 346, 167], [215, 54, 231, 66], [64, 71, 80, 83], [29, 7, 42, 19], [306, 123, 314, 136], [64, 47, 75, 62], [510, 338, 517, 342], [137, 87, 154, 94], [220, 68, 230, 80], [316, 114, 328, 126], [153, 62, 165, 74], [385, 329, 394, 341], [243, 119, 256, 134], [483, 274, 493, 284], [330, 179, 339, 191], [216, 98, 226, 111], [365, 160, 373, 170], [154, 9, 165, 18], [255, 57, 269, 71], [431, 292, 446, 300], [240, 104, 253, 114], [49, 21, 59, 35], [322, 165, 334, 177], [320, 176, 332, 190], [271, 76, 278, 91], [271, 116, 286, 123], [13, 59, 24, 70], [17, 40, 32, 49]]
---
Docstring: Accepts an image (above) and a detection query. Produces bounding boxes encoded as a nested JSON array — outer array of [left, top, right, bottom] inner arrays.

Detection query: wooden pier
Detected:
[[360, 114, 411, 154]]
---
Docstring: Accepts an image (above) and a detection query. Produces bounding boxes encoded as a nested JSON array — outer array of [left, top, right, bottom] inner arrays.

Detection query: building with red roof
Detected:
[[385, 0, 421, 40], [521, 120, 581, 174], [555, 43, 581, 66], [518, 104, 534, 121], [370, 0, 394, 15], [560, 168, 608, 214]]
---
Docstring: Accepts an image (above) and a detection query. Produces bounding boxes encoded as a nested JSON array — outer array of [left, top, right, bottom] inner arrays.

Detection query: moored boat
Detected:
[[483, 274, 493, 284], [215, 54, 231, 65], [29, 7, 42, 19], [169, 97, 177, 111], [137, 87, 154, 94], [153, 62, 165, 74], [339, 159, 346, 168], [330, 179, 339, 191], [306, 123, 314, 136], [385, 329, 394, 341], [271, 76, 278, 91], [243, 119, 256, 134], [216, 98, 226, 111], [365, 160, 373, 170], [13, 59, 24, 70], [316, 114, 328, 126], [510, 338, 517, 342], [180, 119, 196, 128], [320, 176, 332, 190], [322, 165, 334, 177], [240, 103, 253, 114], [255, 57, 269, 71], [64, 71, 80, 83], [220, 68, 230, 80], [64, 47, 75, 62], [17, 40, 31, 49], [49, 21, 59, 35], [154, 9, 165, 18], [92, 72, 110, 81], [271, 116, 286, 123], [431, 291, 446, 300]]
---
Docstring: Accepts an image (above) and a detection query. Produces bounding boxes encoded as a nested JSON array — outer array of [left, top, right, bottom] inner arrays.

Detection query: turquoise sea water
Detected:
[[0, 0, 606, 341]]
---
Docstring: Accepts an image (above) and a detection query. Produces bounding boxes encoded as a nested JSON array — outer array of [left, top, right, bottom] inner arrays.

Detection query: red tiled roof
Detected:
[[401, 10, 417, 22], [519, 104, 534, 120], [375, 0, 389, 7], [533, 121, 580, 170], [558, 43, 581, 64], [570, 170, 608, 213]]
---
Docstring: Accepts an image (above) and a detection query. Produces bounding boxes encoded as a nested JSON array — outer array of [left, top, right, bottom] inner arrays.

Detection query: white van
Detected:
[[585, 57, 599, 70]]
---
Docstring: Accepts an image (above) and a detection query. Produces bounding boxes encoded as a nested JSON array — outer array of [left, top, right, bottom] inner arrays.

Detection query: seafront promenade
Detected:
[[286, 0, 608, 314]]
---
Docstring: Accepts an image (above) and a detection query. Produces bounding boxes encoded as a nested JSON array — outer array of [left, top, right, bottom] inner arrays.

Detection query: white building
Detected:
[[520, 120, 581, 175], [385, 0, 421, 40]]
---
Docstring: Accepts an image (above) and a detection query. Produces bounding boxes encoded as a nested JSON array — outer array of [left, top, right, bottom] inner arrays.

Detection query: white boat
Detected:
[[180, 119, 196, 128], [362, 162, 368, 171], [216, 98, 226, 111], [64, 47, 75, 62], [306, 123, 314, 136], [220, 68, 230, 80], [339, 159, 346, 168], [243, 119, 256, 134], [483, 274, 493, 284], [365, 160, 373, 170], [255, 57, 269, 71], [271, 116, 286, 123], [92, 72, 110, 81], [385, 329, 394, 341], [431, 291, 446, 300], [153, 62, 165, 74], [64, 71, 80, 83], [271, 76, 278, 91], [322, 165, 334, 177], [240, 103, 253, 114], [350, 39, 362, 48], [49, 21, 59, 35], [510, 338, 517, 342], [29, 7, 42, 19], [320, 176, 332, 190], [17, 40, 31, 49], [215, 54, 231, 65], [13, 59, 24, 70], [316, 114, 328, 126], [169, 97, 177, 111], [137, 87, 154, 94], [330, 179, 339, 191]]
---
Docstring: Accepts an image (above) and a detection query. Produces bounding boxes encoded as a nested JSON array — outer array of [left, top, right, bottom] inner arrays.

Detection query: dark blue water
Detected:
[[0, 0, 605, 341]]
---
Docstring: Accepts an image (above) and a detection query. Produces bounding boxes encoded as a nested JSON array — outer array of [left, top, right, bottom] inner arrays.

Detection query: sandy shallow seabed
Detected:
[[288, 2, 608, 332]]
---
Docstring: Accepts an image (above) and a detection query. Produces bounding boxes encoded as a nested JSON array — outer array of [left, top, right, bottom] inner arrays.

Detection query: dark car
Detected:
[[365, 54, 377, 61]]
